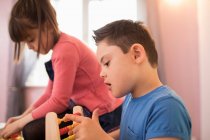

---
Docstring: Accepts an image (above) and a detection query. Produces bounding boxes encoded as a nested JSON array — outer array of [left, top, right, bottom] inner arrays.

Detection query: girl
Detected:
[[0, 0, 122, 139]]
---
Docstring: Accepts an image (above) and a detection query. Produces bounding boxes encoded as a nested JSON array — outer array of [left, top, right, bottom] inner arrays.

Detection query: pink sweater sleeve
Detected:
[[32, 45, 79, 119]]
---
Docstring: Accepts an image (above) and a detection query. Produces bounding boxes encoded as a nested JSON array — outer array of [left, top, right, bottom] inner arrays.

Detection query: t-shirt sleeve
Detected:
[[145, 98, 191, 140], [32, 45, 80, 119]]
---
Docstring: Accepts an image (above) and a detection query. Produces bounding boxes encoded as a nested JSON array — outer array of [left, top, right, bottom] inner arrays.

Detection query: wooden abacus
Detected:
[[45, 106, 83, 140]]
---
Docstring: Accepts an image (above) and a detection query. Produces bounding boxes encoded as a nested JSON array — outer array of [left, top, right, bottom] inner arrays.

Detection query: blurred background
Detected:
[[0, 0, 209, 139]]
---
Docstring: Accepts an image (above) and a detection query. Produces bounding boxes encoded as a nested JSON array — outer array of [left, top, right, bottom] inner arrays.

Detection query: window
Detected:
[[88, 0, 137, 51], [53, 0, 83, 40]]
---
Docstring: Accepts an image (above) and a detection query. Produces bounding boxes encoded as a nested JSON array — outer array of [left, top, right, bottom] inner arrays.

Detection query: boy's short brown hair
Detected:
[[93, 20, 158, 68]]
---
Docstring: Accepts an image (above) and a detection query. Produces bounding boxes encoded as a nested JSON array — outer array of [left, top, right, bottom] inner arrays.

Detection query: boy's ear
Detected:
[[130, 43, 145, 64]]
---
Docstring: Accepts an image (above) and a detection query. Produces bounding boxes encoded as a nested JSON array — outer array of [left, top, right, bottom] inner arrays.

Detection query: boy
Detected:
[[64, 20, 191, 140]]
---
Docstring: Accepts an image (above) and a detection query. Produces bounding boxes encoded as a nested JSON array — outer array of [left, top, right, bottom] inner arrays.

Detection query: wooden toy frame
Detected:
[[45, 106, 83, 140]]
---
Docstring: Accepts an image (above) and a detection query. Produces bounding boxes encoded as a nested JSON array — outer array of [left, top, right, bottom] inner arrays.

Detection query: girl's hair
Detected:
[[9, 0, 59, 62], [93, 19, 158, 68]]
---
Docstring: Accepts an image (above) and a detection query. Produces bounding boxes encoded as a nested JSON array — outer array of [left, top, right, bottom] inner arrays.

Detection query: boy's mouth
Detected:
[[105, 83, 112, 90]]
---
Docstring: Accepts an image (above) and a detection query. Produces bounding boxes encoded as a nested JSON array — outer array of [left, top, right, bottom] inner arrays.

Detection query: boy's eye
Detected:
[[104, 61, 110, 67]]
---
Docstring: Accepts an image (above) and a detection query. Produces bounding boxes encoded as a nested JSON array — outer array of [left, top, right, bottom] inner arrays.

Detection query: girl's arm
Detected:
[[0, 113, 34, 139], [32, 46, 80, 119], [5, 103, 35, 126], [5, 80, 52, 125], [1, 75, 53, 139]]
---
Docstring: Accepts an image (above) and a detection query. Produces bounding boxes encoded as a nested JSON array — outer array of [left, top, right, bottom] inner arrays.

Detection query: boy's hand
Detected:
[[64, 109, 113, 140]]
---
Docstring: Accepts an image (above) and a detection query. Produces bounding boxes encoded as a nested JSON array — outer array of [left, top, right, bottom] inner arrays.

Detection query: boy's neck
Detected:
[[131, 68, 162, 98]]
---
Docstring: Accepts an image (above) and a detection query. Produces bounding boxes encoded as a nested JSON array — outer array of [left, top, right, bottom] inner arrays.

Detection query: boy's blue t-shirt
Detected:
[[120, 85, 191, 140]]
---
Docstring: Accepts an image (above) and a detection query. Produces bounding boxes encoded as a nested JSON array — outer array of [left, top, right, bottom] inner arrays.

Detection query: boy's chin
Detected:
[[112, 92, 124, 98]]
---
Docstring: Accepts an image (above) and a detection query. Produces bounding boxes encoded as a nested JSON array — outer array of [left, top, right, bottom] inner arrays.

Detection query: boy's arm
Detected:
[[147, 98, 190, 140], [108, 129, 120, 140]]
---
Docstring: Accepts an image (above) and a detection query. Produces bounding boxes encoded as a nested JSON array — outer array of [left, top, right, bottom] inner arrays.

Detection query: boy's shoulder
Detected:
[[121, 86, 191, 140], [123, 85, 187, 114], [148, 85, 183, 104], [125, 85, 180, 104]]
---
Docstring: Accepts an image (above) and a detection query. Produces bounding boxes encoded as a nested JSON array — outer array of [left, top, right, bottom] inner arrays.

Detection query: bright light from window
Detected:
[[53, 0, 83, 40], [88, 0, 137, 52]]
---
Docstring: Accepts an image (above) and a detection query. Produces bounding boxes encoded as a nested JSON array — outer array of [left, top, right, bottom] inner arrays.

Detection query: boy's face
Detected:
[[96, 41, 136, 98], [24, 28, 54, 54]]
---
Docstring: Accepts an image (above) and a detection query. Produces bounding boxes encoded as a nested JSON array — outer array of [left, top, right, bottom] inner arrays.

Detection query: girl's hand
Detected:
[[64, 109, 114, 140], [0, 119, 22, 139], [6, 115, 23, 126], [0, 113, 33, 139]]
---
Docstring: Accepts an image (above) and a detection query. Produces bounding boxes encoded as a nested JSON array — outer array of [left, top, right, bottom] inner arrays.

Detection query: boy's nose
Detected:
[[100, 69, 107, 78]]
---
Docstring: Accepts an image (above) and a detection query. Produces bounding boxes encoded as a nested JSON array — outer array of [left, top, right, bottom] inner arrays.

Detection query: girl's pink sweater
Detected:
[[31, 33, 122, 119]]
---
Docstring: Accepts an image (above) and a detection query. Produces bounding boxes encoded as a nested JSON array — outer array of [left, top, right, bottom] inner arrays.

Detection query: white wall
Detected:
[[197, 0, 210, 139], [24, 87, 44, 109], [0, 0, 13, 122]]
